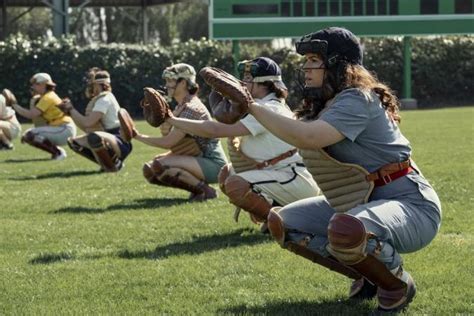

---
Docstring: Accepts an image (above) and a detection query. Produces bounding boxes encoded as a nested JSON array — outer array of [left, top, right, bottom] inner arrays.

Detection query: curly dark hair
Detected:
[[295, 63, 401, 123]]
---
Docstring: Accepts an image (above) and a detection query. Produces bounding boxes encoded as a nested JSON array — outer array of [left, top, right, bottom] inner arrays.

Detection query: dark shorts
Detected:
[[107, 127, 133, 160]]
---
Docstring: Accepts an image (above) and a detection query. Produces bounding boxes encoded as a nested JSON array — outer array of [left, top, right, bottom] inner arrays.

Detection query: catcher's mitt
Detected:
[[142, 87, 172, 127], [199, 67, 253, 124], [1, 89, 17, 107], [118, 108, 136, 142]]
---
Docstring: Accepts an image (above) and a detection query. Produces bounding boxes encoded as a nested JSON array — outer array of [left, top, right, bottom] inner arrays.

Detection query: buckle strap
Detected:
[[366, 160, 412, 186], [255, 149, 297, 169]]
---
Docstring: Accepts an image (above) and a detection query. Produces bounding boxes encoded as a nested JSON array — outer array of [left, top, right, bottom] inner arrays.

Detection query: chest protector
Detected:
[[160, 101, 202, 157], [227, 137, 259, 173], [84, 92, 109, 133], [300, 148, 374, 213]]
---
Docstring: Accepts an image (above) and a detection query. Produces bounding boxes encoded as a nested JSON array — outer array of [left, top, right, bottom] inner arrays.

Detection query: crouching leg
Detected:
[[327, 213, 416, 311], [223, 175, 272, 223]]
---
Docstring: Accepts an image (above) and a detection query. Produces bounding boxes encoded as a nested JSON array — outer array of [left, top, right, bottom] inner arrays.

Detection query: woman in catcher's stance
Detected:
[[0, 89, 22, 150], [11, 73, 77, 160], [133, 63, 227, 202], [240, 28, 441, 312], [168, 57, 320, 228], [58, 68, 132, 172]]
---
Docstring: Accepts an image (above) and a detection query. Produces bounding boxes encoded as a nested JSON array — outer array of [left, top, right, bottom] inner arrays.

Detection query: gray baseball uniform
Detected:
[[280, 88, 441, 270]]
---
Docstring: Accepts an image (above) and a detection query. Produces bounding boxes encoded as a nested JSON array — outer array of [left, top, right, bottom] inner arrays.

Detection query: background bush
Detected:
[[0, 35, 472, 117]]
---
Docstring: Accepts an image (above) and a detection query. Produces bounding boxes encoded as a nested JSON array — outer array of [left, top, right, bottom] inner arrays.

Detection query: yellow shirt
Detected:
[[35, 91, 72, 126]]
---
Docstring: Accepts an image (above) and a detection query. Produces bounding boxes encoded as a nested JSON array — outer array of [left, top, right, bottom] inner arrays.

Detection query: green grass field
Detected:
[[1, 107, 473, 315]]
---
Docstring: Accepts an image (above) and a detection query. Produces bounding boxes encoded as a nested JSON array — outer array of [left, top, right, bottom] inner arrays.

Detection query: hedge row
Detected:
[[0, 34, 472, 117]]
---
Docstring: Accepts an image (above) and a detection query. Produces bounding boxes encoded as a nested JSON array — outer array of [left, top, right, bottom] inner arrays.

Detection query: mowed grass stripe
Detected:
[[0, 106, 473, 314]]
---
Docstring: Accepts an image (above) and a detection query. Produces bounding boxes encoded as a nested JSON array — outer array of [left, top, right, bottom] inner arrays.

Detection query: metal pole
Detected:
[[402, 36, 411, 99], [401, 36, 417, 109], [51, 0, 69, 37], [232, 40, 240, 77]]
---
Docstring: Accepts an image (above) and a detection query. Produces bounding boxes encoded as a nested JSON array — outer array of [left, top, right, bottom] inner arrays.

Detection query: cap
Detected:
[[162, 63, 197, 84], [237, 57, 287, 90], [30, 73, 56, 86], [295, 27, 363, 66]]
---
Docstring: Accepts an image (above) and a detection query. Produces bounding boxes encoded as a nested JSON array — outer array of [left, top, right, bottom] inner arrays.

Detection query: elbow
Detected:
[[297, 133, 323, 150]]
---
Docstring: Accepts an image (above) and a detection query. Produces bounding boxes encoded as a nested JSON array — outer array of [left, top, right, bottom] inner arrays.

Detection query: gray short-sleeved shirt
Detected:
[[319, 88, 441, 221], [320, 88, 411, 173]]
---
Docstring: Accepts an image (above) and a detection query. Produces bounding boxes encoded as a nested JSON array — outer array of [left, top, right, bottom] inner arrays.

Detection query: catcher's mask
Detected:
[[237, 57, 287, 91], [295, 27, 363, 103], [295, 27, 363, 67], [84, 68, 111, 98]]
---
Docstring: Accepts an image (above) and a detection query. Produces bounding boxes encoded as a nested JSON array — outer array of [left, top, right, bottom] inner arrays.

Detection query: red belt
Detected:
[[371, 166, 414, 186], [366, 160, 413, 187]]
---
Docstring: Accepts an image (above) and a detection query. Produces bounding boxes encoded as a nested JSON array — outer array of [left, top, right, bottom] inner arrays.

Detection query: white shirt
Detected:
[[0, 95, 16, 120], [92, 93, 120, 130], [239, 93, 303, 168]]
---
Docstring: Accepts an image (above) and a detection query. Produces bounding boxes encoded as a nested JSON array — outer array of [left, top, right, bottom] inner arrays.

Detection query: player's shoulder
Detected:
[[334, 88, 374, 104], [42, 91, 61, 103]]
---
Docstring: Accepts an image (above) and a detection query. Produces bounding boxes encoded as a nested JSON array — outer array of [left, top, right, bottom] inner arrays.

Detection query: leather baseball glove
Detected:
[[142, 87, 172, 127], [199, 67, 253, 124], [118, 108, 136, 142], [1, 89, 17, 107]]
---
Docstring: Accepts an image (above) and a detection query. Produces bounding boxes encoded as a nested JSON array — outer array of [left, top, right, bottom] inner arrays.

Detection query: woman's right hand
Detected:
[[58, 98, 74, 114]]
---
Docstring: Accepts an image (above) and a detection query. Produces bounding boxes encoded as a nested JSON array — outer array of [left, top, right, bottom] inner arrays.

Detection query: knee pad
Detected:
[[142, 163, 156, 183], [327, 213, 368, 265], [87, 133, 118, 172], [151, 159, 168, 176], [87, 132, 104, 149], [267, 207, 285, 246], [21, 131, 35, 144], [224, 175, 251, 204], [218, 164, 232, 194], [224, 175, 271, 222]]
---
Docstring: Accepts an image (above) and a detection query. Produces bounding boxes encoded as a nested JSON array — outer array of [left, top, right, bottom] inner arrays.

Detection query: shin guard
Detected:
[[267, 208, 361, 280], [224, 175, 271, 222], [143, 162, 170, 186], [67, 138, 97, 163], [22, 132, 59, 156], [87, 133, 119, 172], [327, 213, 411, 310]]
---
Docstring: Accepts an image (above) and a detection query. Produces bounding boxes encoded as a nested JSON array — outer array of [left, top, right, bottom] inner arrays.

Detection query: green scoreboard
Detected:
[[209, 0, 474, 39]]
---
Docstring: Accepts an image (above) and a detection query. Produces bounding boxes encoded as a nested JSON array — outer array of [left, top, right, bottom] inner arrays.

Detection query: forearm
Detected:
[[248, 102, 312, 149], [134, 133, 174, 149], [70, 109, 90, 128], [168, 117, 219, 138], [12, 104, 35, 120]]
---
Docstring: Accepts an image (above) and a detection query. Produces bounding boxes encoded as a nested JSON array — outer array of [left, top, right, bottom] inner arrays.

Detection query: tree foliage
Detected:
[[1, 35, 472, 117]]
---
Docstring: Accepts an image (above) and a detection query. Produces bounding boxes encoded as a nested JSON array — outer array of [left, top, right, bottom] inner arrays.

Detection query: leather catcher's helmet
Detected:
[[295, 27, 363, 68]]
